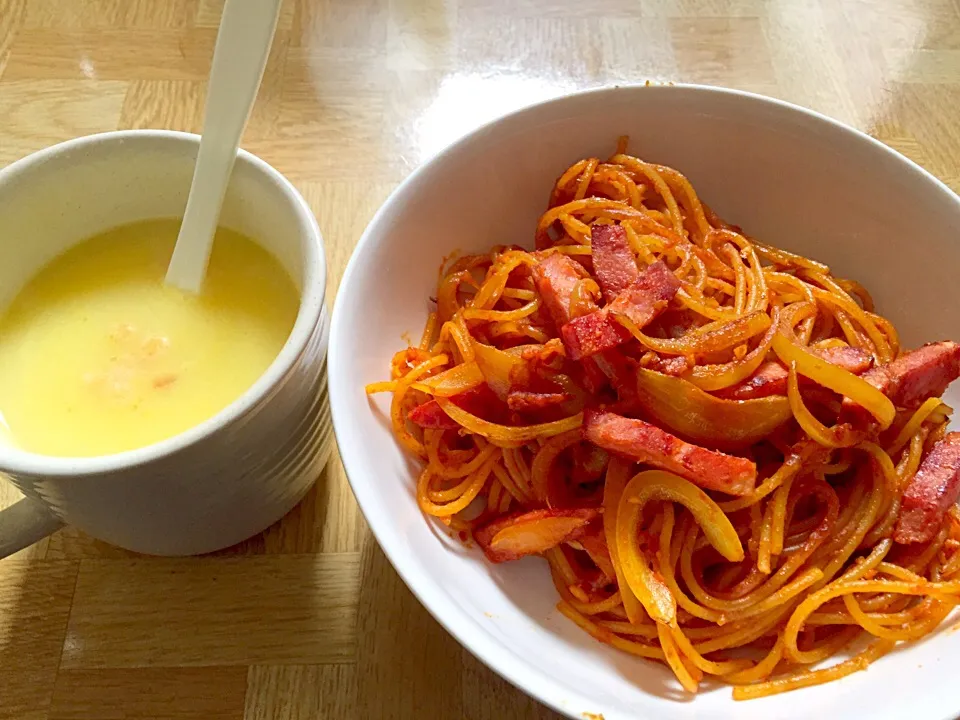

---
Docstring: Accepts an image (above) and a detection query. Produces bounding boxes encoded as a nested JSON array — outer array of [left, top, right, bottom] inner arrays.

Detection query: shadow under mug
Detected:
[[0, 130, 332, 557]]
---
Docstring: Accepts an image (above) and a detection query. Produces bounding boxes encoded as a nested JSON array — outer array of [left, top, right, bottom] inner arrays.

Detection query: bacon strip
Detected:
[[608, 260, 681, 329], [842, 341, 960, 421], [894, 432, 960, 544], [578, 357, 610, 395], [717, 346, 874, 401], [560, 309, 630, 361], [507, 390, 571, 413], [408, 385, 502, 428], [872, 341, 960, 407], [532, 253, 585, 329], [592, 350, 638, 397], [714, 362, 790, 401], [651, 355, 690, 376], [408, 399, 459, 429], [474, 508, 600, 563], [559, 261, 680, 361], [591, 224, 638, 301], [582, 409, 757, 496]]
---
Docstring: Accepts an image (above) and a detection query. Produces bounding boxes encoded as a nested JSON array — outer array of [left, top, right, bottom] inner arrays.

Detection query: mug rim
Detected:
[[0, 129, 327, 476]]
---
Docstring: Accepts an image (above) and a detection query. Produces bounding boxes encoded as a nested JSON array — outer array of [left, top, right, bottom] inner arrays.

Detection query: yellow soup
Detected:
[[0, 219, 299, 457]]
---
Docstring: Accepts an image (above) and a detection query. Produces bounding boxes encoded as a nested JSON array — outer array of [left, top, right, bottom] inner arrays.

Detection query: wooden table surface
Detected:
[[2, 0, 960, 718]]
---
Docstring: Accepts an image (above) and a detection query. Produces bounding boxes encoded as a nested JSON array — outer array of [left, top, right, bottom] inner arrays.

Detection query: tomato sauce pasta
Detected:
[[368, 138, 960, 699]]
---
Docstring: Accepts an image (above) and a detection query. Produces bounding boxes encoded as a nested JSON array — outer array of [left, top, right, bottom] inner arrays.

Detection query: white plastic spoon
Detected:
[[165, 0, 283, 294]]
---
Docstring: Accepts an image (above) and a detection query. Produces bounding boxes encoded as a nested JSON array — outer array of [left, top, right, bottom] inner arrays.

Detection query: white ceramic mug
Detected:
[[0, 130, 332, 556]]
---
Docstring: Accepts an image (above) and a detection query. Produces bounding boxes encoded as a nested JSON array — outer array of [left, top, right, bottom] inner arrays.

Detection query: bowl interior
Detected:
[[330, 85, 960, 720]]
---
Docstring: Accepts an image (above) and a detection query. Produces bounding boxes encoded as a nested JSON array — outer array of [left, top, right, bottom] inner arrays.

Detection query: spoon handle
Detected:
[[166, 0, 283, 293]]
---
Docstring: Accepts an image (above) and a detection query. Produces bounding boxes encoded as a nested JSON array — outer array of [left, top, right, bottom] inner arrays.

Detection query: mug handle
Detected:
[[0, 497, 62, 559]]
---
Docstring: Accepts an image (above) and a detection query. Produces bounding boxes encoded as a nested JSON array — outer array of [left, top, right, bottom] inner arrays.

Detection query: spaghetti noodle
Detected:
[[367, 138, 960, 699]]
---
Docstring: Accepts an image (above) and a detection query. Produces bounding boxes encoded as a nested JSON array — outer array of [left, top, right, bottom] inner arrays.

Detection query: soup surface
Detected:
[[0, 218, 299, 457]]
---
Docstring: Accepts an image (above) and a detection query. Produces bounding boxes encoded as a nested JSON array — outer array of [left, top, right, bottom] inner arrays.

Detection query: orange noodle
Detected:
[[367, 139, 960, 699]]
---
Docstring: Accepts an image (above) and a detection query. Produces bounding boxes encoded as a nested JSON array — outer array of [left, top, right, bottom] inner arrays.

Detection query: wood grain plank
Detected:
[[885, 48, 960, 83], [883, 82, 960, 179], [456, 0, 662, 18], [383, 65, 576, 171], [354, 539, 465, 718], [244, 30, 290, 141], [244, 665, 356, 720], [272, 46, 387, 143], [62, 554, 360, 668], [43, 526, 141, 561], [314, 460, 369, 554], [196, 0, 296, 31], [238, 49, 397, 181], [241, 136, 405, 183], [597, 17, 678, 82], [761, 1, 859, 124], [835, 0, 960, 51], [669, 16, 779, 93], [0, 481, 50, 561], [2, 29, 216, 81], [461, 649, 564, 720], [48, 667, 248, 720], [114, 35, 289, 138], [455, 16, 602, 78], [0, 559, 79, 720], [386, 0, 455, 72], [212, 462, 367, 556], [815, 0, 893, 128], [382, 67, 452, 169], [0, 0, 26, 79], [296, 181, 398, 302], [879, 134, 935, 170], [639, 0, 769, 16], [21, 0, 200, 29], [0, 79, 127, 167], [293, 0, 388, 50], [119, 79, 206, 132]]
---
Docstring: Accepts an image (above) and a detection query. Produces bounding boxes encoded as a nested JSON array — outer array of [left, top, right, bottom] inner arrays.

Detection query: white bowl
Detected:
[[328, 85, 960, 720]]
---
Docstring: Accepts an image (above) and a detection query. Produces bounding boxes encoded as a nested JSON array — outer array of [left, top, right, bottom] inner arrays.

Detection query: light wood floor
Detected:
[[2, 0, 960, 717]]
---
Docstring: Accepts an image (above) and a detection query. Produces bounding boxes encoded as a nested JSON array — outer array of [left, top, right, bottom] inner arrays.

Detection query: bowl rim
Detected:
[[0, 129, 327, 475], [328, 82, 960, 719]]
